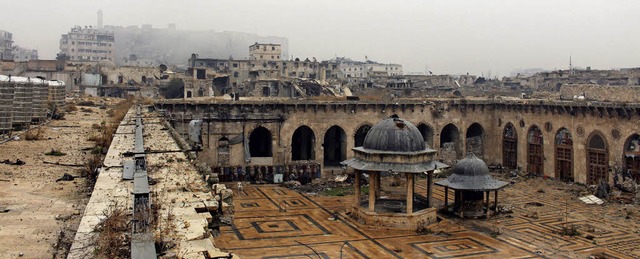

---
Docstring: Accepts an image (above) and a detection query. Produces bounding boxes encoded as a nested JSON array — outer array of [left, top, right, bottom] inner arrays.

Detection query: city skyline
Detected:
[[1, 0, 639, 76]]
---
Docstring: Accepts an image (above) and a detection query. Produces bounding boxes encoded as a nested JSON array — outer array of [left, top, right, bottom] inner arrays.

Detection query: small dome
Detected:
[[452, 153, 489, 177], [362, 115, 426, 152], [435, 153, 508, 191]]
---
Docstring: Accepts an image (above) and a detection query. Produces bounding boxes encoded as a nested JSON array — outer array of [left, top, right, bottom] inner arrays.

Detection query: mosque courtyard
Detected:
[[215, 177, 640, 258]]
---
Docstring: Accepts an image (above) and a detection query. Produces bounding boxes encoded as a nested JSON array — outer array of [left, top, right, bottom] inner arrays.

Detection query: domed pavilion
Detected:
[[342, 115, 448, 229], [435, 153, 508, 218]]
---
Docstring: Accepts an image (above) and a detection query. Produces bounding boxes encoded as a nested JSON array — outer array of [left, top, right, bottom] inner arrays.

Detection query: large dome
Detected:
[[362, 115, 426, 152]]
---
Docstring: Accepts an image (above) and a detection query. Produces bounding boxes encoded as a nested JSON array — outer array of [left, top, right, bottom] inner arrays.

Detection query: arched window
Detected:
[[440, 124, 461, 163], [323, 125, 346, 166], [291, 126, 315, 161], [249, 127, 272, 157], [466, 123, 484, 159], [417, 123, 434, 148], [624, 134, 640, 182], [587, 132, 608, 185], [555, 128, 573, 181], [354, 124, 371, 147], [527, 126, 544, 176], [503, 123, 517, 169]]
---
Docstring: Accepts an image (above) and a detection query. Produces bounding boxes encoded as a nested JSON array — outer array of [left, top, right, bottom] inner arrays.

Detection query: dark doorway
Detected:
[[527, 126, 544, 176], [417, 123, 433, 148], [624, 134, 640, 182], [354, 124, 372, 147], [587, 133, 608, 185], [323, 125, 346, 166], [249, 126, 272, 157], [291, 126, 315, 161], [503, 123, 518, 169], [465, 123, 484, 159], [555, 128, 573, 181], [440, 124, 461, 163]]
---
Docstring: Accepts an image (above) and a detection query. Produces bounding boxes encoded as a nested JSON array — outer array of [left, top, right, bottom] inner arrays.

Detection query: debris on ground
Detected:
[[579, 195, 604, 205], [283, 176, 358, 196], [524, 202, 544, 207], [1, 159, 25, 165], [282, 180, 302, 189], [56, 173, 75, 182], [335, 174, 348, 182]]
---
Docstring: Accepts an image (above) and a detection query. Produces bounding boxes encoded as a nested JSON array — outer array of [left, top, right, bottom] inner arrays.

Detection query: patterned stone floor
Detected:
[[215, 179, 640, 258]]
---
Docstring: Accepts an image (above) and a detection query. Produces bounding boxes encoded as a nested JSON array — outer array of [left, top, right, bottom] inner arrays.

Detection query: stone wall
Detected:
[[158, 99, 640, 185]]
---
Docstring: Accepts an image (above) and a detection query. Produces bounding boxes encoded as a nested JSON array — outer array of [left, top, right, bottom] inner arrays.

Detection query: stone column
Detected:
[[427, 172, 433, 208], [494, 190, 499, 213], [375, 172, 381, 198], [407, 173, 414, 214], [485, 191, 490, 218], [354, 170, 361, 206], [369, 171, 376, 212], [444, 186, 449, 207]]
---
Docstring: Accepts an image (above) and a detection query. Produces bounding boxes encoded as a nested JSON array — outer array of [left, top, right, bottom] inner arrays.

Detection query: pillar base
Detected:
[[350, 204, 437, 230]]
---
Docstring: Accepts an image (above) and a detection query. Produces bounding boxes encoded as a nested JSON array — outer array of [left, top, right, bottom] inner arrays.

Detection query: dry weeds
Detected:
[[93, 205, 130, 258], [24, 127, 44, 141]]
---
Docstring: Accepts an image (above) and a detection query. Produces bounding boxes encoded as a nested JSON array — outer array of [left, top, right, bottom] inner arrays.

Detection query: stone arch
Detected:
[[186, 91, 192, 98], [465, 122, 484, 159], [416, 123, 434, 148], [503, 123, 517, 169], [440, 123, 461, 163], [527, 125, 544, 176], [217, 137, 229, 166], [555, 127, 573, 181], [624, 134, 640, 182], [291, 125, 315, 161], [354, 123, 372, 147], [587, 131, 608, 185], [249, 126, 272, 157], [323, 125, 347, 166]]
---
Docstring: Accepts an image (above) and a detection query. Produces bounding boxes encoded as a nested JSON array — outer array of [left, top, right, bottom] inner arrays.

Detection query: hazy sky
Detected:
[[2, 0, 639, 76]]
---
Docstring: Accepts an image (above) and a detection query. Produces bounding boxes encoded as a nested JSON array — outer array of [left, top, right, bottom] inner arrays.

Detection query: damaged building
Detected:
[[158, 90, 640, 187]]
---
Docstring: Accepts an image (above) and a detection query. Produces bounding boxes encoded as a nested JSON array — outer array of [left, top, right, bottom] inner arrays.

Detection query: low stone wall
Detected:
[[351, 206, 438, 230]]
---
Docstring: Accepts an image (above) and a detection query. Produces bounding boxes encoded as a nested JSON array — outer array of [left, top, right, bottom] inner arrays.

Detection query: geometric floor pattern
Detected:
[[216, 182, 640, 258]]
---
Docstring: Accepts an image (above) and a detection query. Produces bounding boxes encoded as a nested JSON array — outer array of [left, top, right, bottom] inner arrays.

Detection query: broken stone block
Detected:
[[619, 178, 638, 193]]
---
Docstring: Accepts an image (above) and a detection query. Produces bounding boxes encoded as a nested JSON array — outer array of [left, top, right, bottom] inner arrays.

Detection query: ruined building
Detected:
[[249, 42, 282, 61], [182, 45, 408, 99], [11, 46, 38, 62], [109, 24, 289, 67], [335, 57, 403, 80], [184, 46, 345, 98], [59, 26, 115, 62], [0, 30, 13, 60]]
